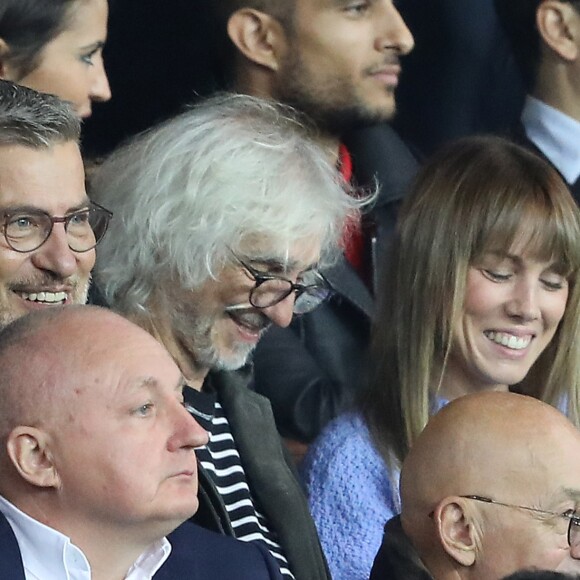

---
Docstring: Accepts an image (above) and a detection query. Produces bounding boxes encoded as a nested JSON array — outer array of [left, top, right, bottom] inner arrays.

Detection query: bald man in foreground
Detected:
[[0, 306, 283, 579], [370, 392, 580, 579]]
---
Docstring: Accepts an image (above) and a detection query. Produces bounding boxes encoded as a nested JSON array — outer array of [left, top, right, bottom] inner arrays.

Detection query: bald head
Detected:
[[0, 305, 206, 561], [401, 392, 580, 515], [0, 305, 165, 439], [400, 392, 580, 578]]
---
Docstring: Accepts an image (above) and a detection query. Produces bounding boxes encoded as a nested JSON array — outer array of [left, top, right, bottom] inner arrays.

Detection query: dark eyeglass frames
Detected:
[[230, 251, 331, 315], [1, 201, 113, 253]]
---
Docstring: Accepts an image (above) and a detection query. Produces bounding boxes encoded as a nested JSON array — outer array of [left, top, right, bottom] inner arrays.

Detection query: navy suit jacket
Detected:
[[0, 514, 283, 580]]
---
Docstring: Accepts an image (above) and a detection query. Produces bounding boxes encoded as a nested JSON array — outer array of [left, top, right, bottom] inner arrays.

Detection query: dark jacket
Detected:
[[511, 123, 580, 203], [253, 124, 419, 442], [369, 516, 433, 580], [0, 512, 283, 580], [192, 367, 331, 580]]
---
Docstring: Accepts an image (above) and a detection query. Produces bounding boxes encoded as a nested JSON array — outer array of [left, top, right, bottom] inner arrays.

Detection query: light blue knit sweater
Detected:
[[301, 412, 399, 580]]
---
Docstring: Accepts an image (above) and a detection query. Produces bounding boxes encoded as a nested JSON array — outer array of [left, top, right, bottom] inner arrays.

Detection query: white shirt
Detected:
[[0, 495, 171, 580], [522, 95, 580, 185]]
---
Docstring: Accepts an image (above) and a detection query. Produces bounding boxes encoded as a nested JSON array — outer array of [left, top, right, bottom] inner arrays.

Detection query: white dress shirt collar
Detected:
[[0, 495, 171, 580], [522, 95, 580, 185]]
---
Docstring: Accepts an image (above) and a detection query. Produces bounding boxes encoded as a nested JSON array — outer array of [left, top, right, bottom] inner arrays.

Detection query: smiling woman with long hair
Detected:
[[302, 135, 580, 580]]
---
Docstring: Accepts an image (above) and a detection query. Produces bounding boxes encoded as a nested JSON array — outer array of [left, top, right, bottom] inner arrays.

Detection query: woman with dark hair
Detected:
[[302, 135, 580, 580], [0, 0, 111, 118]]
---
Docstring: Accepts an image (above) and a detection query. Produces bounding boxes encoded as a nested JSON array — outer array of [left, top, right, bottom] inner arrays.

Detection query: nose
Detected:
[[376, 2, 415, 56], [30, 224, 82, 279], [505, 278, 540, 322], [167, 403, 209, 452], [90, 58, 112, 103], [262, 294, 295, 328]]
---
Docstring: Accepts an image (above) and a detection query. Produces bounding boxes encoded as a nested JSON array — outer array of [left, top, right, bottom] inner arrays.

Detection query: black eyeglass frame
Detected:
[[230, 250, 331, 313], [1, 201, 113, 254], [430, 495, 580, 549]]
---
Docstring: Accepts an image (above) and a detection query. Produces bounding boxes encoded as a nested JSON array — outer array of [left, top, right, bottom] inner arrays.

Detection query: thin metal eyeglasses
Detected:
[[230, 251, 331, 315], [1, 201, 113, 253], [456, 495, 580, 549]]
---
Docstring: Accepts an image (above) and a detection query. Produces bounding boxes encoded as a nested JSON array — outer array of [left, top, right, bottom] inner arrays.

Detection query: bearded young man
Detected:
[[213, 0, 419, 444]]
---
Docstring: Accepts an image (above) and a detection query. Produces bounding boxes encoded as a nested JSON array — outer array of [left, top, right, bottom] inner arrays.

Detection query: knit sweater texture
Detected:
[[301, 412, 399, 580]]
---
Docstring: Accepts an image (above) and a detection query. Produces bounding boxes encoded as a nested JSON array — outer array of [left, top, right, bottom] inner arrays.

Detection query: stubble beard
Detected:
[[171, 306, 257, 374], [274, 49, 397, 137]]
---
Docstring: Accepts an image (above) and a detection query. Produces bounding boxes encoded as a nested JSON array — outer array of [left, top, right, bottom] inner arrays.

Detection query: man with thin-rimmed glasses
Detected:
[[0, 80, 112, 329], [370, 392, 580, 579]]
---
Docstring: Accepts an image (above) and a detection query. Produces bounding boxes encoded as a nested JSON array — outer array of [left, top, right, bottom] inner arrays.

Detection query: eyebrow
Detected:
[[0, 200, 91, 215], [563, 488, 580, 503], [80, 41, 105, 52], [131, 374, 185, 393], [547, 487, 580, 508], [246, 255, 318, 275], [483, 250, 566, 271]]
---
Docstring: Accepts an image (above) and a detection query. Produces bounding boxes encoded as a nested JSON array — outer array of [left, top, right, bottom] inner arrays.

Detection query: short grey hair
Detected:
[[91, 93, 363, 315], [0, 80, 80, 147]]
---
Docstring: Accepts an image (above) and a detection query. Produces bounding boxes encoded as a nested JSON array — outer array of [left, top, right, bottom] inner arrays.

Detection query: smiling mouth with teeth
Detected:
[[485, 331, 532, 351], [19, 291, 67, 304]]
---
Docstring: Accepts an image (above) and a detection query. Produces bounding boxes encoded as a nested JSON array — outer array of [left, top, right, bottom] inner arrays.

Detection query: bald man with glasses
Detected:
[[370, 391, 580, 579]]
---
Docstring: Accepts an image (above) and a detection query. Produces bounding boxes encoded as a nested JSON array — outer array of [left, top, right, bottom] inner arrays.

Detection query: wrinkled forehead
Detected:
[[237, 234, 322, 271]]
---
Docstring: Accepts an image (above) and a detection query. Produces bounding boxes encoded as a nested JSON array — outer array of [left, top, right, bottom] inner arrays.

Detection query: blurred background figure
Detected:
[[394, 0, 525, 157], [0, 0, 111, 119], [495, 0, 580, 202], [302, 136, 580, 580]]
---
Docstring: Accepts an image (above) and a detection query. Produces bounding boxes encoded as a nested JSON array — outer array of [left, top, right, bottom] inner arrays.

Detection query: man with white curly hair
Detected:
[[90, 93, 360, 580]]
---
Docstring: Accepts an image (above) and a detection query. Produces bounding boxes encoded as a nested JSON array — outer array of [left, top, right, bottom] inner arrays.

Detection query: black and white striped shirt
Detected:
[[186, 387, 295, 580]]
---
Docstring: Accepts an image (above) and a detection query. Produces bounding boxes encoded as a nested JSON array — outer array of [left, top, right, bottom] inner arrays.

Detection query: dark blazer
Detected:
[[160, 521, 284, 579], [511, 123, 580, 204], [252, 124, 419, 442], [192, 367, 331, 580], [0, 512, 283, 580]]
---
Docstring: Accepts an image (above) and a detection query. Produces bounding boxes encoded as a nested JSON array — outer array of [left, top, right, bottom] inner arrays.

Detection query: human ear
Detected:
[[433, 498, 477, 567], [6, 427, 60, 488], [227, 9, 288, 72], [537, 1, 580, 62]]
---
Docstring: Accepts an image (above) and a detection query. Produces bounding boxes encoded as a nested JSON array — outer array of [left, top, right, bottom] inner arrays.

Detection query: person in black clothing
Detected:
[[495, 0, 580, 201]]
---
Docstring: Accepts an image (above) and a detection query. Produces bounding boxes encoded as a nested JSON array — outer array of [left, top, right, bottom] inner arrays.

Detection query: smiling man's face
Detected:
[[169, 238, 321, 374], [0, 141, 94, 330]]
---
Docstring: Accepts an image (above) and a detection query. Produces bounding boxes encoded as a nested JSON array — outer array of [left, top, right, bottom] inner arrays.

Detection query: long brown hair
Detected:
[[363, 135, 580, 470]]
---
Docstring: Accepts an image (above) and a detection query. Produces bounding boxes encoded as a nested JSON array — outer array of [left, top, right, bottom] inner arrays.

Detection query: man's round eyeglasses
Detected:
[[1, 202, 113, 253], [458, 495, 580, 550], [231, 251, 331, 315]]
